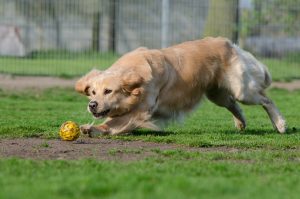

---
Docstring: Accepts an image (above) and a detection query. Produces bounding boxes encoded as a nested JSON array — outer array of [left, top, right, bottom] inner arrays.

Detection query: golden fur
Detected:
[[76, 37, 286, 135]]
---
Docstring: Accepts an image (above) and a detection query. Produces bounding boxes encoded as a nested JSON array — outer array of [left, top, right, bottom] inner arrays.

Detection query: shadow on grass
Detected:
[[131, 129, 176, 136], [285, 126, 298, 134], [131, 126, 298, 137], [237, 129, 276, 135], [220, 127, 298, 135]]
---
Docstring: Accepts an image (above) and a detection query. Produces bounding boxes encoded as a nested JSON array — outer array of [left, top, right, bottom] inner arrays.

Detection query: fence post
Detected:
[[108, 0, 117, 53], [92, 11, 101, 51], [234, 0, 240, 44], [161, 0, 169, 48]]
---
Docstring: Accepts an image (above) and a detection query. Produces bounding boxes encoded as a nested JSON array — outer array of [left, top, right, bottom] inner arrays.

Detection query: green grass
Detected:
[[1, 151, 300, 199], [0, 88, 299, 148], [0, 88, 300, 199], [0, 52, 118, 77], [262, 58, 300, 81], [0, 53, 299, 80]]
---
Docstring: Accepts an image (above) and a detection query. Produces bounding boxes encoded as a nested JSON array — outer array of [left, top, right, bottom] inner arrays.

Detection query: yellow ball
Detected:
[[59, 121, 80, 141]]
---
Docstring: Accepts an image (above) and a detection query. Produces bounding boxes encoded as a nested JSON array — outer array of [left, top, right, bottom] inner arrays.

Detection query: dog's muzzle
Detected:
[[89, 101, 98, 111], [89, 101, 111, 118]]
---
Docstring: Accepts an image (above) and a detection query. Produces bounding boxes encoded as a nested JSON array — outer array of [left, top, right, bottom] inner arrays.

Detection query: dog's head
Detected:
[[75, 69, 144, 118]]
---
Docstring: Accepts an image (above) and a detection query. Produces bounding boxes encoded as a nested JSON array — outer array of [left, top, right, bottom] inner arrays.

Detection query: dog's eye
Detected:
[[104, 89, 112, 95], [92, 90, 96, 95]]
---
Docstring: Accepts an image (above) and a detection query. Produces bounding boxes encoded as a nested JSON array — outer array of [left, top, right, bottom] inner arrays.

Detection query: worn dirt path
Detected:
[[0, 74, 77, 90], [0, 138, 239, 161]]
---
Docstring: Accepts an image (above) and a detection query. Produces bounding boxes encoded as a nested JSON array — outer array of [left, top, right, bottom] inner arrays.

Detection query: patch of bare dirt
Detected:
[[0, 138, 238, 161], [0, 74, 77, 90], [1, 74, 300, 91], [271, 80, 300, 91]]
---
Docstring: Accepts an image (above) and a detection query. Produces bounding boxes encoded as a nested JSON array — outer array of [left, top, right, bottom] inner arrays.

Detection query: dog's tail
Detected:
[[232, 44, 272, 89], [263, 66, 272, 88]]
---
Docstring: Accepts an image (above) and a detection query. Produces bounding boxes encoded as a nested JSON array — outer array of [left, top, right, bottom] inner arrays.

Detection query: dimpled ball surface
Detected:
[[59, 121, 80, 141]]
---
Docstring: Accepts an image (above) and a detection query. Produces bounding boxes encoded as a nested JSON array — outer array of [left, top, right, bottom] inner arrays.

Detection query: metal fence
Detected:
[[0, 0, 299, 79]]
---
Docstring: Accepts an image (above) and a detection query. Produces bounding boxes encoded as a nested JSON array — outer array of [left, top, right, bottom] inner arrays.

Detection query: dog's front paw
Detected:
[[80, 124, 110, 137], [80, 124, 92, 135], [80, 124, 99, 137]]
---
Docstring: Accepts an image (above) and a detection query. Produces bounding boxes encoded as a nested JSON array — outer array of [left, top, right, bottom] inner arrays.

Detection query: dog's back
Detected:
[[151, 37, 272, 119], [151, 38, 233, 115]]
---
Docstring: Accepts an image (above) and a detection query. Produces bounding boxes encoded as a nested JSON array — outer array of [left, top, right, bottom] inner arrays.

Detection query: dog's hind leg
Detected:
[[237, 91, 286, 133], [206, 88, 246, 131], [227, 102, 246, 131], [259, 93, 286, 133]]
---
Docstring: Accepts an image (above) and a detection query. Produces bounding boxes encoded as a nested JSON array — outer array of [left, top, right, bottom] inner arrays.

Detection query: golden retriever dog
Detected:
[[76, 37, 286, 136]]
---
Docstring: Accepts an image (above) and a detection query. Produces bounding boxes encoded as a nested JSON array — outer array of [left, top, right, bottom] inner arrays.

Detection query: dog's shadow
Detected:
[[131, 129, 176, 136], [222, 129, 273, 135], [131, 126, 298, 136], [241, 126, 296, 135], [209, 126, 298, 135]]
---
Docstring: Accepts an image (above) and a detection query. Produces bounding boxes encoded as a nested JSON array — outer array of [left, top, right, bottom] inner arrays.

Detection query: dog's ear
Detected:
[[122, 72, 144, 96], [75, 69, 102, 96]]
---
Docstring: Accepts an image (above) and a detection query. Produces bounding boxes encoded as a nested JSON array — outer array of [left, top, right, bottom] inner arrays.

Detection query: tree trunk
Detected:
[[203, 0, 239, 43]]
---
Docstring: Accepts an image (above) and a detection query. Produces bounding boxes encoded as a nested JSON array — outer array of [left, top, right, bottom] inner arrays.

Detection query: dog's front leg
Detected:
[[80, 112, 160, 136]]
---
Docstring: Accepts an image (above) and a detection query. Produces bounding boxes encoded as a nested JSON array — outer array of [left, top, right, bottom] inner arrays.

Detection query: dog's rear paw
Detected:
[[276, 118, 286, 134], [233, 117, 246, 131]]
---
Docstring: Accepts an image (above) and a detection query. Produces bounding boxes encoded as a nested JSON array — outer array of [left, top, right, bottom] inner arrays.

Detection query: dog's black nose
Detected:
[[89, 101, 98, 110]]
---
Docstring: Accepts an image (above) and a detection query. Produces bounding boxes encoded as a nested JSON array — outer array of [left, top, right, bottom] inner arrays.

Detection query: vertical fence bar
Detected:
[[108, 0, 117, 53], [161, 0, 169, 48], [234, 0, 240, 44]]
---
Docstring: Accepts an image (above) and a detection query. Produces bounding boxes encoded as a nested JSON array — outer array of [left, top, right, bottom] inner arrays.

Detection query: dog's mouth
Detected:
[[92, 109, 110, 118]]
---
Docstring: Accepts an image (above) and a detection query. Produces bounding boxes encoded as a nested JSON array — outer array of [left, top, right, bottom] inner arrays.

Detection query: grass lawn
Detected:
[[1, 153, 300, 199], [0, 53, 118, 77], [0, 88, 299, 148], [0, 54, 299, 80], [0, 88, 300, 199], [262, 58, 300, 81]]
